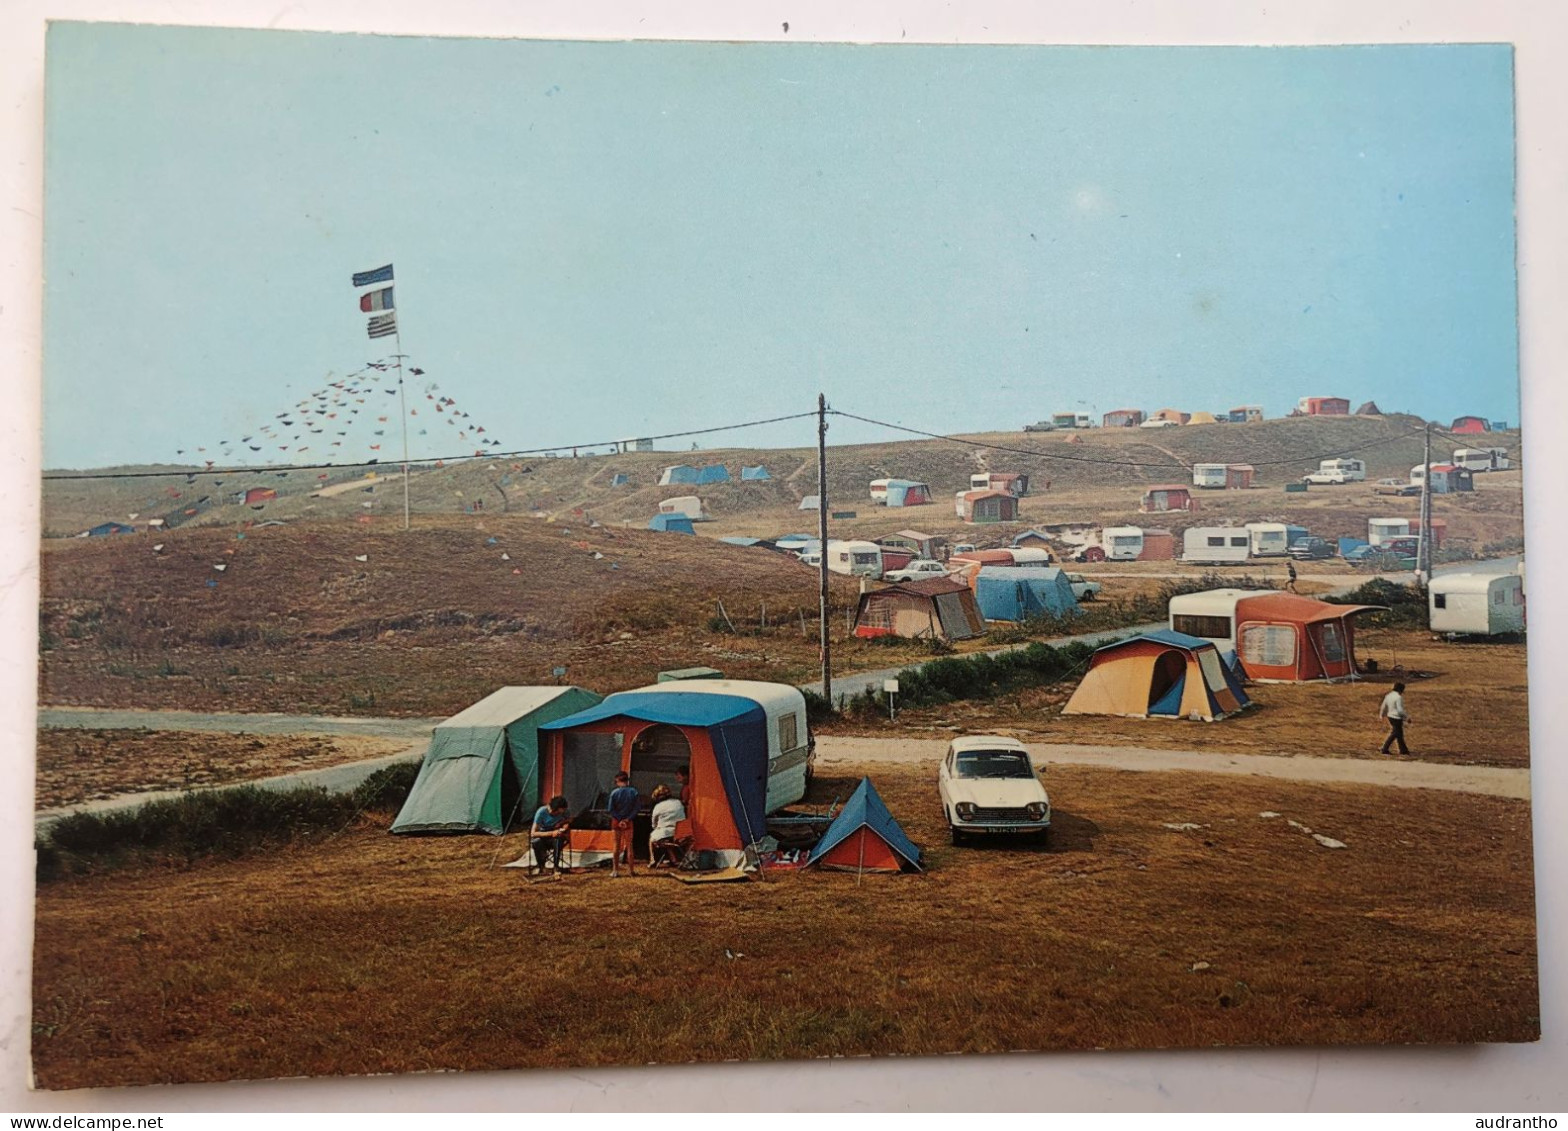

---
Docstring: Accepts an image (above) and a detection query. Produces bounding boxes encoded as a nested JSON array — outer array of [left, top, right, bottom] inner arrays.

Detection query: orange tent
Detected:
[[1232, 593, 1381, 682]]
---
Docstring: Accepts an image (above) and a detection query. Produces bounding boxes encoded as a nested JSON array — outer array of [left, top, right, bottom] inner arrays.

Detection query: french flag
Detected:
[[359, 286, 394, 313]]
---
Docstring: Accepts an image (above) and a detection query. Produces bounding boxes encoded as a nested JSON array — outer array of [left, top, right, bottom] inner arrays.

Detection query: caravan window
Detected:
[[1173, 614, 1231, 639], [1434, 593, 1447, 609], [1241, 624, 1296, 668], [777, 712, 799, 752], [1494, 588, 1505, 605], [1230, 537, 1248, 547], [1207, 536, 1224, 547], [1319, 622, 1346, 663], [853, 552, 879, 566]]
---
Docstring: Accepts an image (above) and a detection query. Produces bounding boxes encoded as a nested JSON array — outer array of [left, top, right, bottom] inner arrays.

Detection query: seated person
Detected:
[[530, 795, 571, 874], [647, 784, 688, 867]]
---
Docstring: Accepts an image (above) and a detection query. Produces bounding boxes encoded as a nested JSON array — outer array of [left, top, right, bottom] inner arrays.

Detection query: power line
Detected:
[[41, 410, 822, 482]]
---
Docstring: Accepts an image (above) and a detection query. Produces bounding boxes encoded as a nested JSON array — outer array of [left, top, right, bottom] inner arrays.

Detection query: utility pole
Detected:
[[1418, 421, 1434, 580], [818, 393, 832, 705]]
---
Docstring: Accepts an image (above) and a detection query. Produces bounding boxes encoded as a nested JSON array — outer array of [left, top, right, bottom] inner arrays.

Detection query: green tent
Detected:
[[391, 686, 602, 835]]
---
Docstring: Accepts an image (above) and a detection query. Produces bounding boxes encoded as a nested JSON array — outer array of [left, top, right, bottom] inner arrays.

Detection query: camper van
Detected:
[[1192, 464, 1230, 489], [1183, 527, 1252, 564], [1302, 458, 1366, 485], [1102, 526, 1146, 561], [1429, 572, 1525, 637], [1453, 447, 1511, 472], [826, 540, 884, 579], [1244, 523, 1306, 558]]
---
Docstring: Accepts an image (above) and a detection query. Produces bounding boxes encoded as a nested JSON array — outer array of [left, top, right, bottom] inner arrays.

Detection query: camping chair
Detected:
[[528, 831, 568, 878], [648, 834, 693, 870]]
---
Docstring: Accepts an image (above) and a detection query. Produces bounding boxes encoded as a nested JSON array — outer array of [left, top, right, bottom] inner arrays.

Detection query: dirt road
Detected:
[[815, 736, 1530, 799]]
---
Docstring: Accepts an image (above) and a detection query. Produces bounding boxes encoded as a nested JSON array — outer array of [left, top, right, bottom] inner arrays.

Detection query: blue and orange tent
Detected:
[[1062, 630, 1250, 721], [806, 777, 922, 873]]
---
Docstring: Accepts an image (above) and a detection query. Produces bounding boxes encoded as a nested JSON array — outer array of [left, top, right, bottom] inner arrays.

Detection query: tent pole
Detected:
[[856, 827, 866, 887]]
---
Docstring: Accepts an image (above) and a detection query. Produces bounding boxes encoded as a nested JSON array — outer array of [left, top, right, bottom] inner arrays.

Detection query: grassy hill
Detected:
[[44, 413, 1516, 536]]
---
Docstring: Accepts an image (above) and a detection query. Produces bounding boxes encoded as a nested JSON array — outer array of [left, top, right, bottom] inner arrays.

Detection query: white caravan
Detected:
[[1428, 572, 1525, 636], [1192, 464, 1230, 489], [1453, 447, 1511, 472], [1244, 522, 1291, 558], [826, 540, 884, 579], [1102, 526, 1146, 560], [1367, 518, 1412, 547], [1168, 588, 1273, 658], [1183, 527, 1252, 564]]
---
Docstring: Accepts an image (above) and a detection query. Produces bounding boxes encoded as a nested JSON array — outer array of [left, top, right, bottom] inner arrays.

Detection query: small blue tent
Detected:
[[610, 472, 630, 487], [806, 777, 922, 873], [695, 464, 731, 485], [740, 466, 771, 481], [648, 514, 695, 534], [85, 522, 135, 537], [974, 566, 1080, 622]]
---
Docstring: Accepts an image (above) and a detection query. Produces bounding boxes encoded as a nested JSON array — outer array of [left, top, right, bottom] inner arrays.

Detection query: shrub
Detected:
[[1324, 578, 1427, 629]]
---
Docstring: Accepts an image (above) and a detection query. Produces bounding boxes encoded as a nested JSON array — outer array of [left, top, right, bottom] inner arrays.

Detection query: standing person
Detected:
[[1379, 681, 1410, 756], [530, 796, 571, 877], [675, 764, 693, 810], [606, 771, 641, 877], [1285, 559, 1299, 593]]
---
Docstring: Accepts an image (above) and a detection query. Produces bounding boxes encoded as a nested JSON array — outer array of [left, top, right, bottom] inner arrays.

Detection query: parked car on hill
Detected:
[[1374, 478, 1421, 497], [1064, 572, 1102, 600], [1287, 536, 1335, 561], [883, 559, 951, 583], [938, 736, 1052, 846]]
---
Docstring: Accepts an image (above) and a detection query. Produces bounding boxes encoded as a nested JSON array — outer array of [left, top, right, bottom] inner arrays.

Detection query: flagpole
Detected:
[[395, 327, 411, 531]]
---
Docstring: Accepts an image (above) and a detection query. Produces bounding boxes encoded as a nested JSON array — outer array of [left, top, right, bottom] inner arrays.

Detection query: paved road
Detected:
[[38, 707, 441, 739], [815, 736, 1530, 800]]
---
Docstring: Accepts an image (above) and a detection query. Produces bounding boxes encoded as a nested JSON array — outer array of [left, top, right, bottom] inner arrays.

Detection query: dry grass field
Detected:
[[31, 760, 1538, 1089], [825, 630, 1531, 769], [34, 730, 408, 810]]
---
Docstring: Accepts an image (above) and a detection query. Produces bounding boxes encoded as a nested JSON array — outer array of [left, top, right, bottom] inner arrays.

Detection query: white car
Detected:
[[1301, 471, 1350, 485], [1065, 572, 1101, 601], [1140, 419, 1181, 429], [938, 736, 1052, 846], [883, 559, 949, 583]]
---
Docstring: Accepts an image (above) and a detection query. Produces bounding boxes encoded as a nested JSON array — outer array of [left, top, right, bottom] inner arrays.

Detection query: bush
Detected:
[[36, 761, 421, 883], [834, 639, 1103, 713], [1324, 578, 1428, 629]]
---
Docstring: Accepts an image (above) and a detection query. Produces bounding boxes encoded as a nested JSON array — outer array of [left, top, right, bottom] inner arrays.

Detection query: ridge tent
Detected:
[[883, 479, 933, 507], [805, 777, 922, 873], [853, 577, 986, 641], [648, 513, 695, 534], [391, 685, 603, 835], [538, 681, 811, 867], [85, 521, 135, 537], [974, 565, 1080, 622], [610, 472, 630, 487], [1063, 630, 1250, 721], [740, 465, 772, 481]]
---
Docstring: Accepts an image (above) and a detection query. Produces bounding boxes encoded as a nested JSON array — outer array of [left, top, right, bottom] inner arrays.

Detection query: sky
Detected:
[[42, 26, 1519, 469]]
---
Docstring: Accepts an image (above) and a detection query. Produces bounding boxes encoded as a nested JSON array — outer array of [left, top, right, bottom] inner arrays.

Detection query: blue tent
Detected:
[[695, 464, 731, 485], [1338, 537, 1369, 557], [610, 472, 630, 487], [659, 465, 701, 486], [648, 514, 695, 534], [740, 465, 771, 481], [974, 566, 1080, 622], [85, 522, 135, 537], [539, 690, 771, 849], [806, 777, 922, 872]]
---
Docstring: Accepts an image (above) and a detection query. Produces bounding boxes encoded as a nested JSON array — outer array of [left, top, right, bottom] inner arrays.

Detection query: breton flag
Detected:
[[359, 286, 394, 313], [367, 312, 398, 339], [352, 263, 394, 287]]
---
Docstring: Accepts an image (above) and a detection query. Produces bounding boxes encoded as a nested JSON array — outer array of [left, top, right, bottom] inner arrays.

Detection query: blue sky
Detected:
[[43, 27, 1518, 468]]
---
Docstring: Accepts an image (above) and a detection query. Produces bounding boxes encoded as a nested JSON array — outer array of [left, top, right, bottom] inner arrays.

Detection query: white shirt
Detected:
[[650, 798, 686, 841], [1380, 691, 1407, 720]]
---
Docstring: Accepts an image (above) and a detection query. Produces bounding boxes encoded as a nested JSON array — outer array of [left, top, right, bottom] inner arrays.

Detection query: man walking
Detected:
[[1285, 559, 1299, 593], [1379, 681, 1410, 756], [607, 771, 641, 877]]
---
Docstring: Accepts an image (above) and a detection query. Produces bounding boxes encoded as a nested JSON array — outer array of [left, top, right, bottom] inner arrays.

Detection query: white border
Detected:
[[3, 0, 1564, 1113]]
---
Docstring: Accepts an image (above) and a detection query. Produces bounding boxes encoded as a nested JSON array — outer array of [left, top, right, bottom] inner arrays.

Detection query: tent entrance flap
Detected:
[[562, 732, 622, 815], [1147, 650, 1185, 710], [630, 723, 689, 797]]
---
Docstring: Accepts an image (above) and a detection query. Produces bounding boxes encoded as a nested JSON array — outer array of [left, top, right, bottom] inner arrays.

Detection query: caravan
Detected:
[[827, 540, 884, 579], [1453, 447, 1511, 472], [1429, 572, 1525, 636], [1244, 523, 1306, 558], [1183, 527, 1251, 564]]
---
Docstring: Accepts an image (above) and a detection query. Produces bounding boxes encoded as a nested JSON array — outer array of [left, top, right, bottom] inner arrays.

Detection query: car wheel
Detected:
[[1035, 827, 1052, 848], [950, 826, 967, 847]]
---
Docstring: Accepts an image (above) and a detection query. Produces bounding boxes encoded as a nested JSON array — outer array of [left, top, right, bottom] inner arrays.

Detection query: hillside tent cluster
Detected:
[[1063, 631, 1250, 721]]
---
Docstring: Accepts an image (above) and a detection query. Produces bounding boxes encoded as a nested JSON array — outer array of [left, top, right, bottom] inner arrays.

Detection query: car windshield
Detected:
[[955, 750, 1034, 779]]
